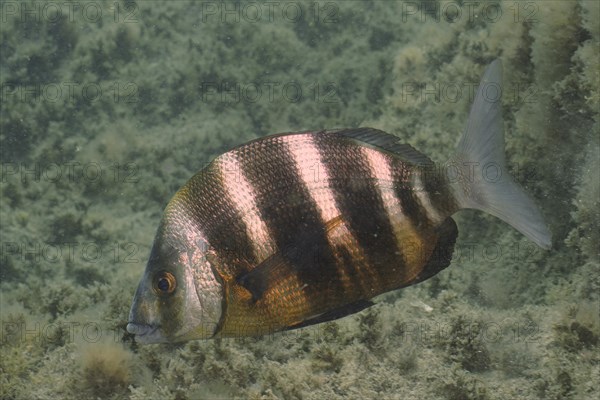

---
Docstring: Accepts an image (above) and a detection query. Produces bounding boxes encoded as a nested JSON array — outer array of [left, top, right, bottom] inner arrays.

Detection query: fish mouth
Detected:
[[126, 322, 163, 343]]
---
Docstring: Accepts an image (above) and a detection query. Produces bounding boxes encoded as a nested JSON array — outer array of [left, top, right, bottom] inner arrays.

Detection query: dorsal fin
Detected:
[[332, 128, 434, 166]]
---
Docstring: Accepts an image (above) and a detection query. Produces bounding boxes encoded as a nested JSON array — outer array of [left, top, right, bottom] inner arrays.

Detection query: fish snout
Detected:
[[126, 322, 153, 336], [126, 322, 165, 344]]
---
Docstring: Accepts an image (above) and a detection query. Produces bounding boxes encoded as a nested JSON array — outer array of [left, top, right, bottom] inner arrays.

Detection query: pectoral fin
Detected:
[[236, 252, 290, 302], [236, 216, 345, 302]]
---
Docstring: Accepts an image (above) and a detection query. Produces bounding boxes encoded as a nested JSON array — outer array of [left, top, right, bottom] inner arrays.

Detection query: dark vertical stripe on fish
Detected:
[[238, 135, 340, 298], [182, 163, 257, 275], [391, 162, 433, 230], [316, 133, 405, 291]]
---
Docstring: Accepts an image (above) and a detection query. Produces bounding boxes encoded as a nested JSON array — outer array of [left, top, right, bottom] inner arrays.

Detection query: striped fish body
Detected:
[[127, 61, 551, 343], [169, 129, 458, 337]]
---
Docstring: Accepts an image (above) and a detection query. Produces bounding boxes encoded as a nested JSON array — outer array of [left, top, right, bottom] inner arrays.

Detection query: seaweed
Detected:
[[438, 368, 488, 400], [442, 315, 491, 373], [311, 343, 343, 373], [78, 343, 134, 399], [356, 307, 384, 352]]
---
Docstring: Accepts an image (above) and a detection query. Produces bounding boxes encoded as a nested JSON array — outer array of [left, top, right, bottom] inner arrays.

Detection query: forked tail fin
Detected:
[[448, 60, 551, 249]]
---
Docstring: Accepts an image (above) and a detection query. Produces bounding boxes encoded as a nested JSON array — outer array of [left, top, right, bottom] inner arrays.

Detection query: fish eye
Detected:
[[153, 271, 176, 296]]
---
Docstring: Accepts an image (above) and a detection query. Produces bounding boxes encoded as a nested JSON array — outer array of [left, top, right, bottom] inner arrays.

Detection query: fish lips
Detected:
[[126, 322, 164, 344]]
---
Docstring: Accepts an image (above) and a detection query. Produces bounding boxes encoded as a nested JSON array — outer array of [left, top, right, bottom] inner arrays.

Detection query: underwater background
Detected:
[[1, 1, 598, 399]]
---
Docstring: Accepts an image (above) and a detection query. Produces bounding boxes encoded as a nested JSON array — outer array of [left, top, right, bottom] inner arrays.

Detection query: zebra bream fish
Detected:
[[127, 60, 551, 343]]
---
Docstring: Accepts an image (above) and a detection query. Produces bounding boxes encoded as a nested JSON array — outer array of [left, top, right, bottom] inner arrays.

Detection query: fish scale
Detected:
[[127, 60, 551, 343]]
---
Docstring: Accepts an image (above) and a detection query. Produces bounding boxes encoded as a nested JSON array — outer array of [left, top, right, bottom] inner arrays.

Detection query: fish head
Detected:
[[127, 224, 223, 343]]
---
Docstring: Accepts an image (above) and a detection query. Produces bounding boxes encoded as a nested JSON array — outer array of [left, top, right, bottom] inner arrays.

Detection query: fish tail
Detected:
[[447, 60, 551, 249]]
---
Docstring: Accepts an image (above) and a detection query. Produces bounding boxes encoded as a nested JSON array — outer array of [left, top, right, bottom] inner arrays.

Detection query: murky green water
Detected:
[[1, 1, 598, 399]]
